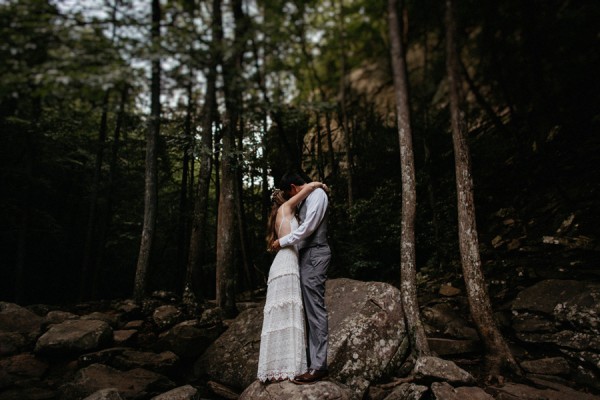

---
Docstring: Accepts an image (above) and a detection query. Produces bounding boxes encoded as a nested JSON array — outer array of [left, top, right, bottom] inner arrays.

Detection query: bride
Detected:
[[257, 181, 328, 383]]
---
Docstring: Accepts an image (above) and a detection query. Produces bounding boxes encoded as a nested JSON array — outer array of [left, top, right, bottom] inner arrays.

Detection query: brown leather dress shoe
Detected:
[[292, 369, 329, 385]]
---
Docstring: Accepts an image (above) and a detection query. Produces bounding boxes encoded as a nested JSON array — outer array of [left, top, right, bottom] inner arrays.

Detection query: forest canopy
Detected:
[[1, 0, 598, 305]]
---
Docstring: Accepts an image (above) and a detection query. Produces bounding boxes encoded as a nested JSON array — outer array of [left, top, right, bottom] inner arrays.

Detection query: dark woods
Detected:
[[0, 0, 598, 311]]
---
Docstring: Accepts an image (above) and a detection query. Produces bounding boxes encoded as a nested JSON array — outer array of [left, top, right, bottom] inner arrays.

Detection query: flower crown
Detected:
[[270, 188, 283, 203]]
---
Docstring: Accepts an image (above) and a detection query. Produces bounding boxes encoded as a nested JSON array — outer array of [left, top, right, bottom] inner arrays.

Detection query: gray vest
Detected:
[[297, 198, 329, 250]]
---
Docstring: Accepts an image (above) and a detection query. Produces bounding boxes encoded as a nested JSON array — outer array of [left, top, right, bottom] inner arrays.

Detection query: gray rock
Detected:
[[0, 332, 26, 357], [115, 300, 141, 318], [327, 279, 409, 398], [239, 379, 354, 400], [422, 303, 478, 340], [194, 306, 262, 390], [488, 380, 600, 400], [113, 350, 179, 374], [82, 388, 124, 400], [82, 312, 119, 328], [553, 283, 600, 335], [561, 349, 600, 370], [427, 338, 481, 356], [512, 313, 556, 333], [158, 319, 221, 358], [516, 330, 600, 351], [0, 302, 44, 341], [383, 383, 428, 400], [512, 280, 586, 315], [413, 356, 475, 384], [0, 387, 55, 400], [520, 357, 570, 375], [152, 305, 183, 330], [35, 319, 113, 355], [0, 353, 48, 389], [59, 363, 175, 400], [431, 382, 493, 400], [150, 385, 198, 400], [123, 320, 144, 330], [113, 329, 137, 345], [78, 347, 130, 368], [207, 381, 239, 399], [44, 311, 79, 327], [196, 278, 409, 399]]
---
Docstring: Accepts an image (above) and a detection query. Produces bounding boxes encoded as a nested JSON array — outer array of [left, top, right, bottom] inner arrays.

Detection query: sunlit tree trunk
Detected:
[[445, 0, 520, 381], [134, 0, 161, 302], [388, 0, 430, 358]]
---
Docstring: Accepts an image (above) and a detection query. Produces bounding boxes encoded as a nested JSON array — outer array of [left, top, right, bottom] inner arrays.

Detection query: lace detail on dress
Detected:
[[257, 218, 306, 382]]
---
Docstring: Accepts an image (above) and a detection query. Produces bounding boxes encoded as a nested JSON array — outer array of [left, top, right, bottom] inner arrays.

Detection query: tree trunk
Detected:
[[177, 77, 193, 289], [337, 0, 354, 208], [186, 0, 221, 301], [445, 0, 520, 381], [388, 0, 430, 358], [93, 84, 129, 299], [134, 0, 161, 302], [81, 90, 110, 300], [216, 0, 248, 318]]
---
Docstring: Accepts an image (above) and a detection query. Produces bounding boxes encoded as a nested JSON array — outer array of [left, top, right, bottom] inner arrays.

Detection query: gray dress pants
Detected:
[[298, 244, 331, 371]]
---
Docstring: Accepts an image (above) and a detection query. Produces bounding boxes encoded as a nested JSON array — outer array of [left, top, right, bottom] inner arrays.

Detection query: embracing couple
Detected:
[[257, 172, 331, 385]]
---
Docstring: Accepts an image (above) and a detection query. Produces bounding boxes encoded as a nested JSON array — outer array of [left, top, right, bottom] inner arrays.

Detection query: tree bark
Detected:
[[337, 0, 354, 208], [445, 0, 520, 381], [177, 77, 193, 289], [81, 89, 110, 300], [134, 0, 161, 302], [92, 84, 129, 299], [388, 0, 430, 358], [216, 0, 248, 318], [186, 0, 221, 301]]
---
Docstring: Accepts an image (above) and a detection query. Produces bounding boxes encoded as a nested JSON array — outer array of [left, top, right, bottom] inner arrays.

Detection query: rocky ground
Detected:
[[1, 273, 600, 400]]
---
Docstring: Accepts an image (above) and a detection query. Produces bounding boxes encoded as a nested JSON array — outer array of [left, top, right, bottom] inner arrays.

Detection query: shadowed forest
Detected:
[[2, 0, 597, 306], [1, 0, 599, 398]]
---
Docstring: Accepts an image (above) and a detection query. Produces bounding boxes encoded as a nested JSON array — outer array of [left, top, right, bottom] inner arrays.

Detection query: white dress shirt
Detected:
[[279, 188, 328, 248]]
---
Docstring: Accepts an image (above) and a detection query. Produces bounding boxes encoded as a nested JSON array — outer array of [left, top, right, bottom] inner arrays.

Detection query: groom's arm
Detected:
[[278, 189, 328, 248]]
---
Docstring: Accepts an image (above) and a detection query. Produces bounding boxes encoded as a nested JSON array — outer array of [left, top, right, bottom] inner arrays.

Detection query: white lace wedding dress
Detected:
[[257, 213, 307, 382]]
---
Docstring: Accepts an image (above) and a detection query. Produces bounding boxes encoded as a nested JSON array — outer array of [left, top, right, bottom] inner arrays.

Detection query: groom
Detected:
[[272, 172, 331, 384]]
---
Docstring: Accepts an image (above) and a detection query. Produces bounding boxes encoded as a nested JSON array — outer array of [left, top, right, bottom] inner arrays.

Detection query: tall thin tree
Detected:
[[185, 0, 221, 302], [445, 0, 520, 381], [134, 0, 161, 302], [388, 0, 430, 358], [81, 90, 110, 299], [216, 0, 248, 318]]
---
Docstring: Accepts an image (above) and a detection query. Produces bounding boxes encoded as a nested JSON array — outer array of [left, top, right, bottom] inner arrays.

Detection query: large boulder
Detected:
[[196, 278, 409, 399], [0, 353, 48, 389], [512, 280, 600, 390], [59, 363, 175, 400], [239, 379, 354, 400], [157, 319, 221, 359], [150, 385, 198, 400], [0, 302, 44, 344], [35, 319, 113, 355], [326, 279, 409, 397], [512, 280, 600, 331]]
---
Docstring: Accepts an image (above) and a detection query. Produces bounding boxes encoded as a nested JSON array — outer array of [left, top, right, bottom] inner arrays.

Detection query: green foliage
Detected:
[[1, 0, 598, 304]]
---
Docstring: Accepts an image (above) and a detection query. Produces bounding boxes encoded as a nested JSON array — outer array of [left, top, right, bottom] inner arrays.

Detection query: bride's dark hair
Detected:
[[266, 189, 287, 252]]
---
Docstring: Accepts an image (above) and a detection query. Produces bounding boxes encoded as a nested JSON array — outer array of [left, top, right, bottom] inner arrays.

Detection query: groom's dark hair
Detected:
[[279, 171, 312, 191]]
